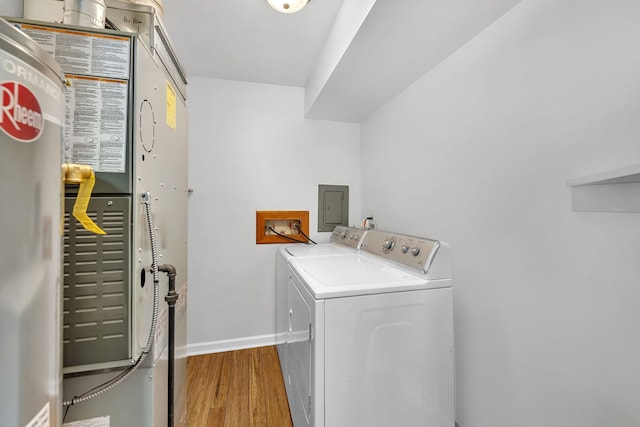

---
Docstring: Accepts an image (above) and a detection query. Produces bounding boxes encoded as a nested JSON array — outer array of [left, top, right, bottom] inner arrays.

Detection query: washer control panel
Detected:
[[329, 226, 367, 249], [360, 230, 440, 273]]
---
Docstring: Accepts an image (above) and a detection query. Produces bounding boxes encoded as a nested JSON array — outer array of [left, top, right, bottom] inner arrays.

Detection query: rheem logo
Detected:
[[0, 81, 44, 142]]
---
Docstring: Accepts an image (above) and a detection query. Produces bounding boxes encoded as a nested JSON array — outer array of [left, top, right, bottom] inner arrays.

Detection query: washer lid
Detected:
[[289, 254, 449, 299], [284, 244, 351, 258]]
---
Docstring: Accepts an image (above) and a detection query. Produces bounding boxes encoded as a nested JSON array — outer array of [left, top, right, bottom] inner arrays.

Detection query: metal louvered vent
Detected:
[[63, 196, 131, 367]]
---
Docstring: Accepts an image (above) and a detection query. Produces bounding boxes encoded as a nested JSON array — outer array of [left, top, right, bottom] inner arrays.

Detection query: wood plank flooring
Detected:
[[187, 346, 293, 426]]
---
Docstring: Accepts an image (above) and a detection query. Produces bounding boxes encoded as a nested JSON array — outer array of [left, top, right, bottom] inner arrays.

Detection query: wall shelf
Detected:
[[567, 164, 640, 212]]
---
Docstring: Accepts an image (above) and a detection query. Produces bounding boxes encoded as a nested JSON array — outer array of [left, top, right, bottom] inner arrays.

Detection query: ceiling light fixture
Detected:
[[267, 0, 310, 14]]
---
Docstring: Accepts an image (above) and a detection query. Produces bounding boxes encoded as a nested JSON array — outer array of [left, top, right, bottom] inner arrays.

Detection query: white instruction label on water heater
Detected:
[[63, 415, 110, 427]]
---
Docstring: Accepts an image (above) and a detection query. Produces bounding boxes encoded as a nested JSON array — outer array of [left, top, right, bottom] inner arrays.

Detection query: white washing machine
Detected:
[[276, 226, 367, 364], [281, 230, 454, 427]]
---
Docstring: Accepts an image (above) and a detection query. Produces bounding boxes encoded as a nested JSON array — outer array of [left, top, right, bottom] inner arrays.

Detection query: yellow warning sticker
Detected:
[[166, 81, 177, 131]]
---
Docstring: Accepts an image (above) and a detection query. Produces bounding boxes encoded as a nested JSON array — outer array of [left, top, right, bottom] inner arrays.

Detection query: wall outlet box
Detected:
[[256, 211, 310, 244]]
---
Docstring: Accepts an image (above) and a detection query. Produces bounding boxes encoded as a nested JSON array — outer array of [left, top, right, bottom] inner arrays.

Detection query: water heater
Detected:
[[0, 18, 65, 427]]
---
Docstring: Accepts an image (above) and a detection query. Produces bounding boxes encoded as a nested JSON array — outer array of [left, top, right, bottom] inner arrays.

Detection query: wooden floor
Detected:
[[187, 346, 293, 426]]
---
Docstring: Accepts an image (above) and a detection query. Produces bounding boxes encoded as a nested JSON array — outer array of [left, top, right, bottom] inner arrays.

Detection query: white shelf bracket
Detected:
[[567, 164, 640, 212]]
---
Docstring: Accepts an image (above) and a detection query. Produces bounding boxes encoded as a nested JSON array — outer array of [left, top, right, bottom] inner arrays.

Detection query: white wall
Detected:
[[187, 77, 361, 353], [0, 0, 22, 17], [361, 1, 640, 426]]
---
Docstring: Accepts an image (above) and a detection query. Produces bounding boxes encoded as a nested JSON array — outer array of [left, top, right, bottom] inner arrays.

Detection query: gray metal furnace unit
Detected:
[[10, 8, 188, 426]]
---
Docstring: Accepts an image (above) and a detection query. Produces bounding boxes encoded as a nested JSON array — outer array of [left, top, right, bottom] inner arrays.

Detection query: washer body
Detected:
[[281, 230, 455, 427], [276, 226, 366, 363]]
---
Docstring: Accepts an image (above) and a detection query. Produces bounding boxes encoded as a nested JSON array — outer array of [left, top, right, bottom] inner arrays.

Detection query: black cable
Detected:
[[267, 226, 310, 244], [293, 223, 317, 244], [63, 365, 132, 409], [63, 401, 72, 421], [77, 366, 130, 398]]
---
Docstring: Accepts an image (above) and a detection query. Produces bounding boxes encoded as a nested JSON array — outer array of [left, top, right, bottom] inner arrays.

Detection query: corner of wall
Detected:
[[304, 0, 377, 115]]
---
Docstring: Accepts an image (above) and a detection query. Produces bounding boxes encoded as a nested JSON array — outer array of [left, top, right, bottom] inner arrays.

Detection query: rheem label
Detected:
[[0, 81, 44, 142]]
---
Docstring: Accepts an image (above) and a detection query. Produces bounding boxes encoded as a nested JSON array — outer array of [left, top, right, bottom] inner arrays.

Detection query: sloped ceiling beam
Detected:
[[305, 0, 522, 123]]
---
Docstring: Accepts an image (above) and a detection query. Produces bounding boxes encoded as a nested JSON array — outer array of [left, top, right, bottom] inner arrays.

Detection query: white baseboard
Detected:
[[186, 334, 277, 356]]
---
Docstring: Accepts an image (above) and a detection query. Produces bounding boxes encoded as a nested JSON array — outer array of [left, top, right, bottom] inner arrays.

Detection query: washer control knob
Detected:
[[340, 231, 347, 238], [411, 247, 421, 256], [382, 239, 395, 251], [401, 245, 409, 253]]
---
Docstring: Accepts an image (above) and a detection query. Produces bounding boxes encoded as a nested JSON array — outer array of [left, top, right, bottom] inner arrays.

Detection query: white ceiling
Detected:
[[3, 0, 522, 121], [162, 0, 345, 87], [160, 0, 522, 122]]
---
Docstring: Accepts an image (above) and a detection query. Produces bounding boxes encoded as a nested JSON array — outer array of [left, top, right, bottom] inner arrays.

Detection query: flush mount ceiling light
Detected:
[[267, 0, 310, 14]]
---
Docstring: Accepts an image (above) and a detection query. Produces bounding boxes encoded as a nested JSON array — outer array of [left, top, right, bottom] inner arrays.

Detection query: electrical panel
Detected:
[[318, 184, 349, 232]]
